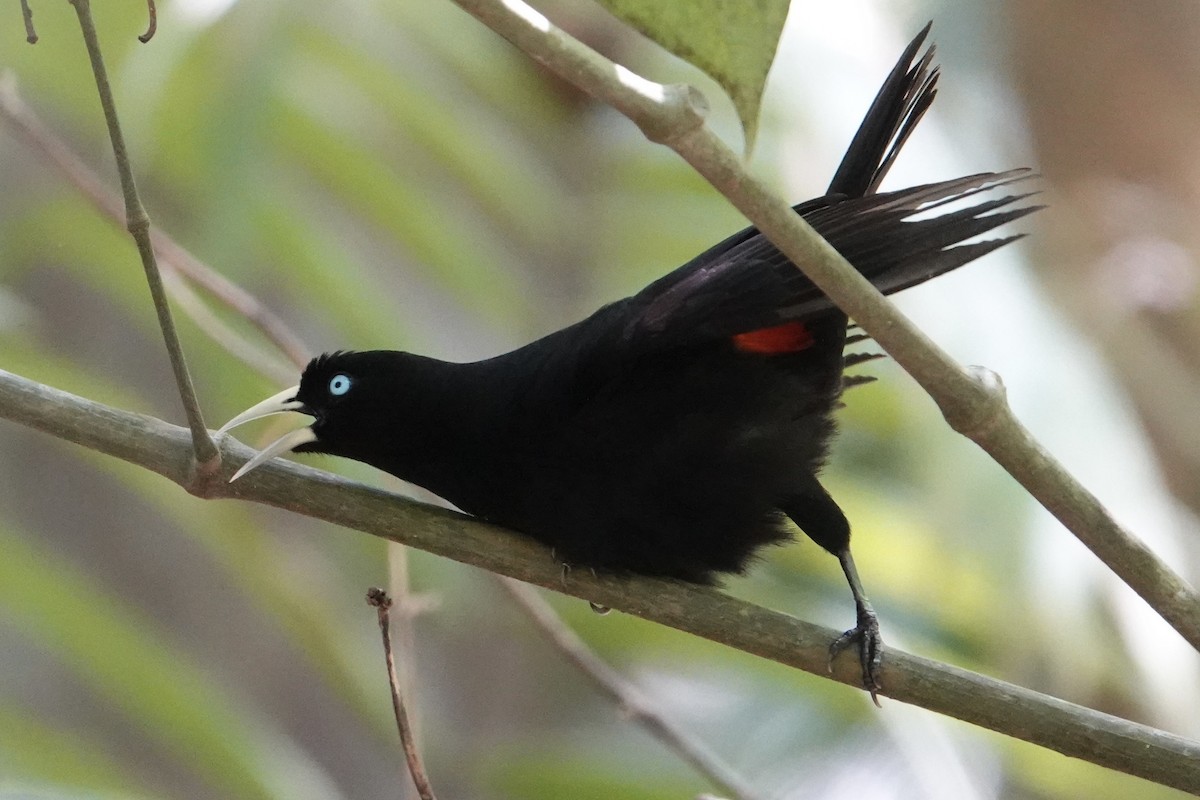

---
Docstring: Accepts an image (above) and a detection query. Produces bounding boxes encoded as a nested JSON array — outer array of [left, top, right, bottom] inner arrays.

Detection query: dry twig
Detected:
[[367, 588, 439, 800], [66, 0, 216, 465]]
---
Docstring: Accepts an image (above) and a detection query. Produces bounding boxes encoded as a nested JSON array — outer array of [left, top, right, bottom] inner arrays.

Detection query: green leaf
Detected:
[[596, 0, 791, 150]]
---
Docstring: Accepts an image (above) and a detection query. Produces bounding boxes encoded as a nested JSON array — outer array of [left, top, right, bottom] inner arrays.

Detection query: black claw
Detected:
[[828, 607, 884, 706]]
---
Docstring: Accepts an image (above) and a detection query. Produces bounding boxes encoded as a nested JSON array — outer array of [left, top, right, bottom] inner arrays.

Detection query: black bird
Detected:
[[220, 25, 1036, 701]]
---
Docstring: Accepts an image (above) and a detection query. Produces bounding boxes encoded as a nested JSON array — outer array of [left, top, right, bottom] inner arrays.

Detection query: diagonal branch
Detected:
[[0, 74, 312, 371], [162, 272, 298, 385], [0, 368, 1197, 793], [66, 0, 216, 466], [499, 578, 760, 800], [444, 0, 1200, 655]]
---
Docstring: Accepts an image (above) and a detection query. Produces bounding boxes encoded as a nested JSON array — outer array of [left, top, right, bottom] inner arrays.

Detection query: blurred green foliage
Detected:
[[0, 1, 1193, 799]]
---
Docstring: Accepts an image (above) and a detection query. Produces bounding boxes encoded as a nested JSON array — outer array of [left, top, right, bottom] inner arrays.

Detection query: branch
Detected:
[[0, 71, 312, 373], [499, 578, 760, 800], [138, 0, 157, 44], [0, 368, 1197, 793], [367, 589, 439, 800], [0, 74, 314, 371], [444, 0, 1200, 656], [20, 0, 37, 43], [385, 541, 438, 767], [66, 0, 216, 466], [162, 271, 297, 386]]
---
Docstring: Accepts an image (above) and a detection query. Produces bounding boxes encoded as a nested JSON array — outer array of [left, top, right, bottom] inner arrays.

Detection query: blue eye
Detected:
[[329, 374, 352, 396]]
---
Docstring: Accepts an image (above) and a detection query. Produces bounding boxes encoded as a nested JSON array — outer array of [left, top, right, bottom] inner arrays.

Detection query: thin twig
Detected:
[[499, 577, 760, 800], [386, 544, 431, 755], [162, 271, 297, 385], [66, 0, 217, 466], [146, 219, 311, 369], [386, 542, 443, 776], [445, 0, 1200, 657], [0, 371, 1198, 793], [20, 0, 37, 43], [367, 588, 439, 800], [138, 0, 157, 43]]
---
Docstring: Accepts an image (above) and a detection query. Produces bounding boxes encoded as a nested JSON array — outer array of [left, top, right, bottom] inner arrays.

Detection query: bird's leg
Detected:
[[782, 480, 884, 704], [829, 546, 883, 706]]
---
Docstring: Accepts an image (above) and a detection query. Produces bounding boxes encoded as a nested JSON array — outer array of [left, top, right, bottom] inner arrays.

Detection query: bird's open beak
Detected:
[[219, 385, 317, 482]]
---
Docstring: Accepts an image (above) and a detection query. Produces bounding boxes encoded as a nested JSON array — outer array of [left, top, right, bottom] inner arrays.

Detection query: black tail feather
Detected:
[[844, 351, 885, 368], [827, 22, 937, 197], [803, 169, 1040, 301], [842, 374, 878, 391], [621, 27, 1038, 349]]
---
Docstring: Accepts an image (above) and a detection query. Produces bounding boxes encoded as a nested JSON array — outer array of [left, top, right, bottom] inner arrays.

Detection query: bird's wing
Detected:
[[615, 20, 943, 347], [620, 169, 1038, 347], [612, 21, 1035, 350]]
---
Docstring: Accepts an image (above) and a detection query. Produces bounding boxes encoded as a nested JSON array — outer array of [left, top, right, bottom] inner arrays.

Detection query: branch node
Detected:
[[940, 365, 1009, 441], [183, 461, 217, 499], [636, 82, 708, 146], [138, 0, 157, 43], [20, 0, 38, 43], [126, 208, 150, 238], [367, 586, 393, 613], [183, 449, 224, 498]]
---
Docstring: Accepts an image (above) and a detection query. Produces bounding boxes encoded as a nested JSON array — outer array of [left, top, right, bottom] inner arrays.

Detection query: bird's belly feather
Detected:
[[442, 353, 845, 583]]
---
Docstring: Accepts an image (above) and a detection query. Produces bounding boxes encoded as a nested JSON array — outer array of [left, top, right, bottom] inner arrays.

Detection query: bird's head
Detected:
[[219, 351, 405, 481]]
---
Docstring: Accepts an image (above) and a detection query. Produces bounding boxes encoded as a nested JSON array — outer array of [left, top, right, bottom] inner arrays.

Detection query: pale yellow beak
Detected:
[[219, 385, 317, 482]]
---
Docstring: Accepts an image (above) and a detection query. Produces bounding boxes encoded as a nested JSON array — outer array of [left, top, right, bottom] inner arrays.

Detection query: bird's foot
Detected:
[[829, 605, 883, 707]]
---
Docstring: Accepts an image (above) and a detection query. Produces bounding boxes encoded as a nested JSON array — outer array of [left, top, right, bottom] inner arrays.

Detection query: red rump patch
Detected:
[[732, 321, 814, 354]]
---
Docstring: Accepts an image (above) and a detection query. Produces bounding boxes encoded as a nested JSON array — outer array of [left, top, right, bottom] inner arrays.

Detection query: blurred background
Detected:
[[2, 0, 1199, 798]]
